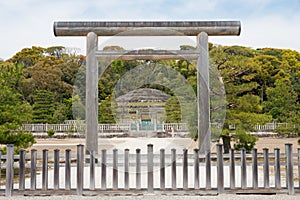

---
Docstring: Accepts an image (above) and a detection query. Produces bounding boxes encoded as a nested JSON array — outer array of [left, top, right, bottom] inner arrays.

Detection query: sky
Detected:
[[1, 0, 300, 60]]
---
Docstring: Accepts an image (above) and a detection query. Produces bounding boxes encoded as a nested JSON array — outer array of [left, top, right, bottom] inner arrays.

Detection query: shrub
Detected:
[[0, 131, 36, 154], [47, 129, 55, 137], [233, 130, 258, 153]]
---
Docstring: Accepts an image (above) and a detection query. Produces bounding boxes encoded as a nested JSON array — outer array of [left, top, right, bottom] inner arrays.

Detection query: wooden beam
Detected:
[[54, 21, 241, 36], [95, 50, 199, 60]]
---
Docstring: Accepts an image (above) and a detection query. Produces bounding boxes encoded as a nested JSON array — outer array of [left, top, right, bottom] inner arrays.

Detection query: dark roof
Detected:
[[116, 88, 171, 102]]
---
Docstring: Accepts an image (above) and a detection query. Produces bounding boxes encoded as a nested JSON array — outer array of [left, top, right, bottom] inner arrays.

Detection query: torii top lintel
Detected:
[[53, 21, 241, 37]]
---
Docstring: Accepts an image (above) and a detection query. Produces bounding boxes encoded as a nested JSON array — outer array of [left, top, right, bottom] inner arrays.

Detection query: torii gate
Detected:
[[53, 21, 241, 154]]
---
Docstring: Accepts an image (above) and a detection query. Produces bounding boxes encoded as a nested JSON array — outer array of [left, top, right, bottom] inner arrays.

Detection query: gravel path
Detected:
[[31, 137, 300, 154]]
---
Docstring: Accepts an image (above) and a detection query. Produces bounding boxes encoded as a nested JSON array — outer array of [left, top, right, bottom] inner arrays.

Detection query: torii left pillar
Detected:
[[197, 32, 210, 154], [86, 32, 98, 154]]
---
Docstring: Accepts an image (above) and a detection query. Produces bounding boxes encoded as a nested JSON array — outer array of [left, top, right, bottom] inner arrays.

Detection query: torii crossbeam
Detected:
[[53, 21, 241, 154]]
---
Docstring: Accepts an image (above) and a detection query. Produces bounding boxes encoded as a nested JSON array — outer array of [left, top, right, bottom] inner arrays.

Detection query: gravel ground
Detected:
[[2, 194, 300, 200], [30, 136, 300, 154]]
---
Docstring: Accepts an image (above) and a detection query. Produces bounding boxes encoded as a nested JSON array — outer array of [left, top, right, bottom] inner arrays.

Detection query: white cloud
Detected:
[[210, 13, 300, 51], [1, 0, 300, 60]]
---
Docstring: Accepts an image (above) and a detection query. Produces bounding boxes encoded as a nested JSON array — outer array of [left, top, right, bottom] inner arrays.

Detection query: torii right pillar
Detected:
[[197, 32, 210, 154]]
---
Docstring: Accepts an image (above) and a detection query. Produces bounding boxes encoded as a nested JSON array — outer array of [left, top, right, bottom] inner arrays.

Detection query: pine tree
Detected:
[[32, 90, 55, 123]]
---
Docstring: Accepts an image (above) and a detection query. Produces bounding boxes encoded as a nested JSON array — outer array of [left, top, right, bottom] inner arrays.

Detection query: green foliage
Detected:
[[211, 44, 272, 151], [0, 75, 35, 152], [2, 44, 300, 150], [8, 46, 45, 67], [264, 79, 299, 122], [52, 102, 68, 123], [32, 90, 55, 123], [0, 131, 35, 154], [275, 123, 300, 137], [65, 95, 85, 120], [165, 96, 181, 123], [233, 130, 258, 152], [98, 95, 116, 123], [47, 129, 55, 137]]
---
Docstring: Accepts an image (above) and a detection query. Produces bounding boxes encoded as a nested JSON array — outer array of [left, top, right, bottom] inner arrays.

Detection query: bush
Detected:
[[233, 130, 258, 153], [0, 131, 36, 154], [47, 129, 55, 137], [276, 123, 299, 137]]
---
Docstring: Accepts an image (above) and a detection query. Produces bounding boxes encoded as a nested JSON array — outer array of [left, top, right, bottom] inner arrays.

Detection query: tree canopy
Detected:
[[1, 44, 300, 152]]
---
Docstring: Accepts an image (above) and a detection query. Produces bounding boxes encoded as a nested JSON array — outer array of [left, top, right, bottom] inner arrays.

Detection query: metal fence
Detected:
[[1, 144, 300, 196]]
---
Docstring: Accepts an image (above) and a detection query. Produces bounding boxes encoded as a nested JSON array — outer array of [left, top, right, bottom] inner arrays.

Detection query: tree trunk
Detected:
[[222, 135, 231, 154]]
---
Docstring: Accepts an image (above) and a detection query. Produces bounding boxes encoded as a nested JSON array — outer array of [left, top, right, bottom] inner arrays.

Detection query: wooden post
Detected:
[[274, 148, 281, 189], [113, 149, 118, 190], [171, 148, 177, 189], [197, 32, 210, 154], [54, 149, 60, 190], [216, 144, 224, 194], [5, 144, 14, 197], [298, 148, 300, 189], [252, 148, 258, 189], [263, 148, 270, 188], [31, 149, 37, 190], [65, 149, 71, 190], [0, 151, 1, 188], [229, 148, 235, 189], [101, 149, 107, 190], [77, 144, 84, 195], [124, 149, 129, 190], [42, 149, 48, 190], [147, 144, 154, 192], [136, 149, 141, 190], [183, 148, 188, 190], [285, 143, 294, 195], [241, 148, 247, 189], [19, 149, 26, 190], [194, 148, 200, 189], [86, 32, 98, 154], [90, 150, 95, 190], [205, 150, 211, 189], [160, 148, 165, 189]]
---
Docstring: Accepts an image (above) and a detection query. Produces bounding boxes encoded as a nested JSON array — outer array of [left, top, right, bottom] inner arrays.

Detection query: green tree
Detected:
[[210, 45, 271, 152], [98, 95, 116, 123], [0, 86, 35, 153], [165, 96, 181, 123], [32, 90, 55, 123], [263, 79, 298, 122], [233, 130, 258, 152], [19, 59, 73, 103], [65, 95, 85, 120], [8, 46, 45, 67]]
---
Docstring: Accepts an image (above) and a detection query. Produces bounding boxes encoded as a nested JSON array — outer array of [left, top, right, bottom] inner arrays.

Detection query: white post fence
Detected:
[[20, 122, 293, 138], [1, 144, 300, 196]]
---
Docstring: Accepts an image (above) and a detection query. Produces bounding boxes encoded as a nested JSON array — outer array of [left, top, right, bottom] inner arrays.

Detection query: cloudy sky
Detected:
[[1, 0, 300, 60]]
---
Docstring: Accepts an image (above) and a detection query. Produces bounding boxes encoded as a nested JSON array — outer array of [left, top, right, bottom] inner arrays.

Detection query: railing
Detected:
[[254, 122, 289, 132], [21, 122, 293, 134], [1, 144, 300, 196], [20, 123, 189, 134]]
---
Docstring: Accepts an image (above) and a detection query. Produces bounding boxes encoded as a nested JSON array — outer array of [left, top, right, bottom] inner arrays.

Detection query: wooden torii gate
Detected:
[[53, 21, 241, 154]]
